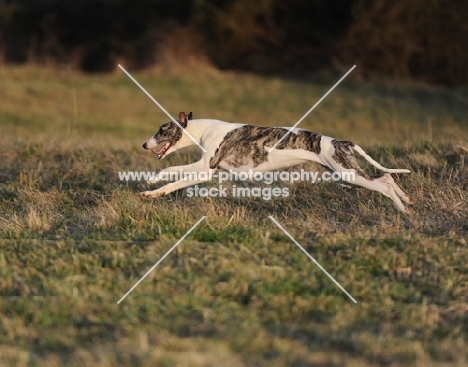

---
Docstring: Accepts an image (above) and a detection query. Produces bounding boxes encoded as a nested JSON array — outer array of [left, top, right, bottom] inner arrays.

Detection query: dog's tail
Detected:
[[352, 144, 411, 173]]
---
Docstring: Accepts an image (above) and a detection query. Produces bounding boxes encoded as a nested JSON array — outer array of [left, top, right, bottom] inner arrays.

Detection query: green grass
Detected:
[[0, 65, 467, 366]]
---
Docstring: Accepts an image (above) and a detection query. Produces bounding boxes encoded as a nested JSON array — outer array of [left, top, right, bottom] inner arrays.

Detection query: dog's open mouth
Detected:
[[151, 141, 173, 159]]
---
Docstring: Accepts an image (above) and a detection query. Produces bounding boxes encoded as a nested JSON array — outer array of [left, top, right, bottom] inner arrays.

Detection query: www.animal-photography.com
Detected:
[[1, 1, 467, 366]]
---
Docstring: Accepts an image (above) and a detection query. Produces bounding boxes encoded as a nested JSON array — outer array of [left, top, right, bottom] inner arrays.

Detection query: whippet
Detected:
[[141, 112, 413, 212]]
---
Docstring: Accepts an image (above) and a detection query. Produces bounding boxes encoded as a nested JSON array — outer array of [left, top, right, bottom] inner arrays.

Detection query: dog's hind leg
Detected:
[[374, 173, 414, 205], [337, 171, 408, 212], [321, 140, 410, 212]]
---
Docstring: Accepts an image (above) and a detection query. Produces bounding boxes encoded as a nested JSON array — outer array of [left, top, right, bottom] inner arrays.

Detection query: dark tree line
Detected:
[[0, 0, 467, 85]]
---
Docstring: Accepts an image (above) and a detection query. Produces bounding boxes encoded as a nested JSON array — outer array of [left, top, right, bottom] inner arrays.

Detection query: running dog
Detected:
[[141, 112, 413, 212]]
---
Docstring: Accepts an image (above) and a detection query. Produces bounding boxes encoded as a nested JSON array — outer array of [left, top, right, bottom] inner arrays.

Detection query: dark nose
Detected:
[[142, 142, 147, 150]]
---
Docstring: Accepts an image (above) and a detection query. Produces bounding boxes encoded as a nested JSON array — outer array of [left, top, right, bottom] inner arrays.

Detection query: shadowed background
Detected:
[[1, 0, 468, 85]]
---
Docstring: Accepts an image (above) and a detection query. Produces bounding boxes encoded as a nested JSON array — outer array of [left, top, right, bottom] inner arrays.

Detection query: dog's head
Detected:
[[142, 111, 192, 159]]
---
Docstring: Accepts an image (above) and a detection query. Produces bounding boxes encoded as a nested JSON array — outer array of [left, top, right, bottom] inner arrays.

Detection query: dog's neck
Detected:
[[183, 120, 206, 143], [169, 119, 245, 155], [173, 120, 205, 150], [180, 119, 235, 149]]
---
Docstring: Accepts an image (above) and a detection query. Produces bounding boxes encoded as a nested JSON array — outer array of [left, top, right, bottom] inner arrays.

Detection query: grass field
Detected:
[[0, 65, 467, 366]]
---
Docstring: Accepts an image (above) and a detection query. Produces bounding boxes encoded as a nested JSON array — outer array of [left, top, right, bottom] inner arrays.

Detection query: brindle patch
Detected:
[[149, 112, 192, 147], [209, 126, 322, 169], [331, 139, 371, 179], [153, 120, 184, 145]]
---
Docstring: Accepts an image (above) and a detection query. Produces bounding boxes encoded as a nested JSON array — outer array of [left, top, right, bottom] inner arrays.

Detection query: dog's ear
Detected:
[[188, 112, 193, 120], [179, 112, 188, 128]]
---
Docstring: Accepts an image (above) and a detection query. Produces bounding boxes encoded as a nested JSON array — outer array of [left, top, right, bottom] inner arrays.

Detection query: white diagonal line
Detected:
[[268, 65, 356, 152], [118, 64, 207, 152], [117, 216, 206, 304], [268, 216, 357, 303]]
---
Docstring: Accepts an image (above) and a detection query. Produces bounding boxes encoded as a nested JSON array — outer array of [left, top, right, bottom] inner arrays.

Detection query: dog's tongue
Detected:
[[151, 142, 172, 159]]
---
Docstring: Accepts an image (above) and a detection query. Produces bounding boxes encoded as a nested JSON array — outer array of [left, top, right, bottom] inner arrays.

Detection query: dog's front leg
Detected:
[[140, 176, 213, 198], [140, 162, 215, 198], [146, 163, 204, 185]]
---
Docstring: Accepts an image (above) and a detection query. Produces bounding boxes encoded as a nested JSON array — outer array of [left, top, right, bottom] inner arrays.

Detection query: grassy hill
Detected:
[[0, 66, 467, 366]]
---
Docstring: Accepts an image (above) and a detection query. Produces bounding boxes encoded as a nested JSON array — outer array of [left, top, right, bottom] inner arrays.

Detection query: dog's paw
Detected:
[[145, 179, 159, 185], [399, 206, 415, 216], [140, 190, 165, 198], [405, 206, 415, 215], [406, 196, 415, 205]]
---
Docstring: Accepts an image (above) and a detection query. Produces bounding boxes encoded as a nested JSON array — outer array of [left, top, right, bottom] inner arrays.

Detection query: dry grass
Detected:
[[0, 66, 467, 366]]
